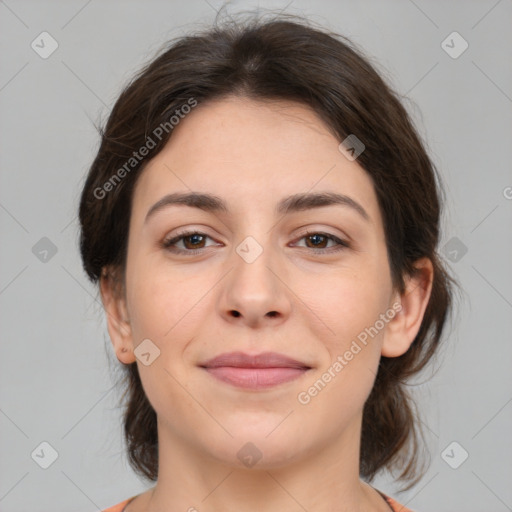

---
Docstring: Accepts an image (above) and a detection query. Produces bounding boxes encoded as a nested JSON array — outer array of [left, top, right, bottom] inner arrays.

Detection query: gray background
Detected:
[[1, 1, 511, 511]]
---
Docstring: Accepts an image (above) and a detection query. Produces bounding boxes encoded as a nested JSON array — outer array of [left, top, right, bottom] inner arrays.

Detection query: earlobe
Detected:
[[99, 267, 136, 365], [381, 257, 434, 358]]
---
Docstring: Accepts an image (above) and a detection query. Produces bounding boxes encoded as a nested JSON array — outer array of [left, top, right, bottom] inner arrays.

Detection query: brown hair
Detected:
[[78, 12, 458, 488]]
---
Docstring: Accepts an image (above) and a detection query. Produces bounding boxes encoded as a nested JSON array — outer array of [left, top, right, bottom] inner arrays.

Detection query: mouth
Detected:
[[199, 351, 312, 390]]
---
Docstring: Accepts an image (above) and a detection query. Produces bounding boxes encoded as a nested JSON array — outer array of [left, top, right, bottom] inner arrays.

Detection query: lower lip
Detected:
[[203, 367, 309, 389]]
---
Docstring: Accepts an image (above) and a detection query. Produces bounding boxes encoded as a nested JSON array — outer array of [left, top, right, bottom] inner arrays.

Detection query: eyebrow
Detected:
[[144, 191, 370, 223]]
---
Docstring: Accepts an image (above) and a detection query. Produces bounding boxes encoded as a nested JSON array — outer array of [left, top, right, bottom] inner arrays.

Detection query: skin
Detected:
[[100, 96, 433, 512]]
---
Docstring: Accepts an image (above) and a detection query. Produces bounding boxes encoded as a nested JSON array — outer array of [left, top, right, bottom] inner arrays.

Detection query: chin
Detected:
[[208, 424, 311, 470]]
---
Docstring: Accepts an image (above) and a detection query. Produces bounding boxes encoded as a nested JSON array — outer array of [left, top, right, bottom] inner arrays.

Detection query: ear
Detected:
[[381, 257, 434, 357], [99, 266, 136, 364]]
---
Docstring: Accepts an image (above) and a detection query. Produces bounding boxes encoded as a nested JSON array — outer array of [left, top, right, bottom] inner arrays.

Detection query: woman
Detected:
[[79, 12, 456, 512]]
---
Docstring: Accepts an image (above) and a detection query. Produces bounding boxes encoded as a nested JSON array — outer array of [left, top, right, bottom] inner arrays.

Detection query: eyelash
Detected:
[[161, 230, 350, 255]]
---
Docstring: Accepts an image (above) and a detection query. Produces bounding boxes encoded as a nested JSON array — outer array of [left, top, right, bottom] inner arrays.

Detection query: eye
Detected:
[[292, 230, 350, 253], [161, 231, 217, 254], [161, 230, 350, 255]]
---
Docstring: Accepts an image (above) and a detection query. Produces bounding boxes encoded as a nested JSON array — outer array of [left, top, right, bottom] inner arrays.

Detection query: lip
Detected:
[[199, 351, 312, 390]]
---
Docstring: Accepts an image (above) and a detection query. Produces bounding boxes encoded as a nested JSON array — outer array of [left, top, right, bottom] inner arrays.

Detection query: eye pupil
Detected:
[[307, 234, 327, 248], [185, 234, 205, 248]]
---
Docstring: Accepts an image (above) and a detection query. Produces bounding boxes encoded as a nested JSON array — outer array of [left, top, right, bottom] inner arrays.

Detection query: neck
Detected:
[[144, 414, 389, 512]]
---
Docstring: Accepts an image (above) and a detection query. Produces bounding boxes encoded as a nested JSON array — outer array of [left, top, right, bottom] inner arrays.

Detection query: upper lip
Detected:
[[200, 351, 311, 369]]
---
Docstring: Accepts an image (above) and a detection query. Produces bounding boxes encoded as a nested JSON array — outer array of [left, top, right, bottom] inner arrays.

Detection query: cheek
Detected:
[[311, 269, 391, 351], [126, 255, 196, 341], [128, 284, 170, 341], [125, 265, 203, 418], [317, 271, 392, 405], [298, 281, 389, 422]]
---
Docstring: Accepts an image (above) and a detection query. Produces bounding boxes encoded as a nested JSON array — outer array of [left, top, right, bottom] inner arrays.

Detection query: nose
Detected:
[[217, 241, 292, 329]]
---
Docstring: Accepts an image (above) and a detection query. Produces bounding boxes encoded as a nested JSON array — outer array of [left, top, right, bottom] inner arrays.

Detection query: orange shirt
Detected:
[[384, 494, 414, 511], [102, 497, 134, 512], [102, 492, 413, 511]]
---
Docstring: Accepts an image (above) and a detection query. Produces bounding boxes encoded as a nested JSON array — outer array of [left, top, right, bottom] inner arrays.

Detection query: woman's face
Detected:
[[117, 96, 403, 468]]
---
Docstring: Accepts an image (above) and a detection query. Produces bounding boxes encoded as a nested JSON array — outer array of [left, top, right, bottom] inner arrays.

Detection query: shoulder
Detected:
[[101, 496, 137, 512]]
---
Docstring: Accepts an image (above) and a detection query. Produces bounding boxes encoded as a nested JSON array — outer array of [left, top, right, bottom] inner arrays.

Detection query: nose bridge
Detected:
[[232, 231, 279, 296], [218, 227, 291, 325]]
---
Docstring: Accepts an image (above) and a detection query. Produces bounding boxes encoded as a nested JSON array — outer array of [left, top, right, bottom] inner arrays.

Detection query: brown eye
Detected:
[[293, 231, 350, 253], [181, 233, 207, 250], [304, 233, 329, 249], [161, 231, 217, 254]]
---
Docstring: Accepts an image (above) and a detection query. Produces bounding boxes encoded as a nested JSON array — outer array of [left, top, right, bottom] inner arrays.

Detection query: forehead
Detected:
[[131, 96, 382, 227]]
